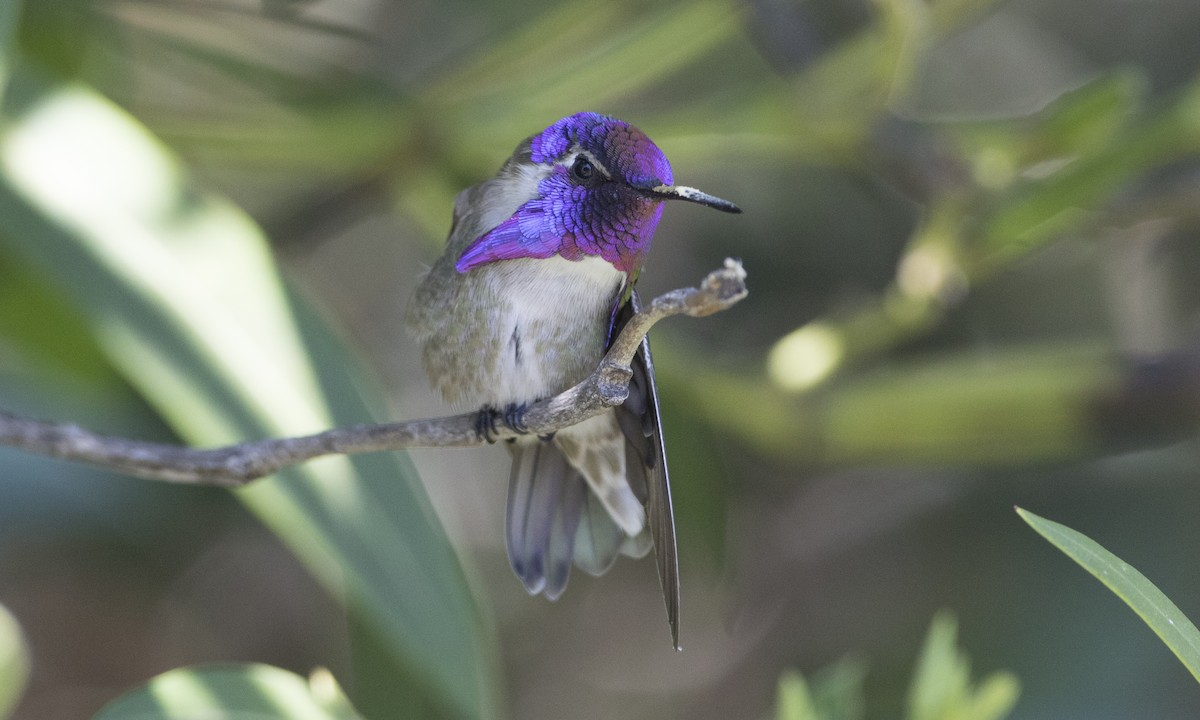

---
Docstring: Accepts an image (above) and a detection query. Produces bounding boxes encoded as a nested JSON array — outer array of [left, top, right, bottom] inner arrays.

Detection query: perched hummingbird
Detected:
[[406, 112, 740, 648]]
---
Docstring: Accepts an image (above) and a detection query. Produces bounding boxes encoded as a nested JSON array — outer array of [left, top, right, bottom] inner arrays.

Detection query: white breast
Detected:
[[486, 254, 625, 405]]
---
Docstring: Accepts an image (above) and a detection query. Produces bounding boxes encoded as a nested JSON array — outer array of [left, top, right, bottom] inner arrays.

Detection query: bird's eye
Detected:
[[571, 156, 596, 182]]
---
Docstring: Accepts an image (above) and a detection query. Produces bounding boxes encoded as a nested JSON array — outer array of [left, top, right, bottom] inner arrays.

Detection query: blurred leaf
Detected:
[[775, 629, 1013, 720], [0, 0, 18, 95], [129, 20, 380, 108], [129, 0, 370, 46], [17, 0, 96, 79], [152, 96, 406, 169], [140, 0, 750, 176], [0, 66, 496, 719], [808, 658, 867, 720], [907, 611, 1019, 720], [1017, 507, 1200, 684], [788, 0, 937, 152], [978, 78, 1200, 264], [79, 1, 405, 171], [427, 0, 627, 104], [93, 0, 376, 115], [0, 244, 116, 384], [751, 73, 1200, 416], [773, 658, 866, 720], [0, 603, 29, 720], [953, 71, 1146, 191], [925, 0, 1003, 34], [663, 342, 806, 461], [822, 343, 1115, 465], [776, 670, 820, 720], [429, 0, 744, 152], [675, 0, 1003, 164], [1025, 71, 1146, 162], [720, 341, 1119, 466], [788, 36, 897, 152], [93, 664, 364, 720]]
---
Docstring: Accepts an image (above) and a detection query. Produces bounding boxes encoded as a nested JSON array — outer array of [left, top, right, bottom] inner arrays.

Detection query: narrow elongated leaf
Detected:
[[0, 243, 116, 384], [94, 664, 364, 720], [0, 65, 495, 719], [430, 0, 744, 151], [1017, 507, 1200, 684]]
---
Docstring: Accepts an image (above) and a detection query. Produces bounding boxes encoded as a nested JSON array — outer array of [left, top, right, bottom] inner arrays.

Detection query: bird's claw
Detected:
[[476, 403, 531, 443], [503, 402, 530, 435], [475, 406, 501, 444]]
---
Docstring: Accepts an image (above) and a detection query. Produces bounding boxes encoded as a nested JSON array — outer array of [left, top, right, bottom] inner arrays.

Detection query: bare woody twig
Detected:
[[0, 260, 748, 487]]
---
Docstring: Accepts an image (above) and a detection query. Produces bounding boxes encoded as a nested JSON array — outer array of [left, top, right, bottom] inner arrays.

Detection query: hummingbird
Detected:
[[406, 112, 740, 648]]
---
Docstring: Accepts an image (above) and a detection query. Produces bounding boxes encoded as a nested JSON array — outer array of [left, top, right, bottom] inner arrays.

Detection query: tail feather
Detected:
[[543, 467, 583, 600], [506, 438, 645, 597], [572, 488, 626, 576], [554, 414, 645, 537], [614, 291, 680, 649], [506, 441, 568, 595]]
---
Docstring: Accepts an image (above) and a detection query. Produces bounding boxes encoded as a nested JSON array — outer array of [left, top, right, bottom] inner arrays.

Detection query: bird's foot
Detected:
[[503, 402, 530, 435], [475, 406, 501, 444], [475, 403, 531, 443]]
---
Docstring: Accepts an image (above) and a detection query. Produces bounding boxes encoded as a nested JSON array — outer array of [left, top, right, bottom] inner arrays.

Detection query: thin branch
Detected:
[[0, 260, 748, 486]]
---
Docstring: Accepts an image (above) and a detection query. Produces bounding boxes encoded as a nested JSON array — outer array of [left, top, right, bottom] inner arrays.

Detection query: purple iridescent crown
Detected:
[[456, 113, 676, 274], [530, 112, 674, 188]]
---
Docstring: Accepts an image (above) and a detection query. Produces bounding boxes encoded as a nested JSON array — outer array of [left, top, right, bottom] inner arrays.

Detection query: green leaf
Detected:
[[0, 65, 496, 718], [907, 611, 1018, 720], [951, 72, 1146, 191], [1026, 71, 1145, 160], [0, 603, 29, 720], [808, 659, 866, 720], [0, 0, 18, 96], [16, 0, 95, 79], [908, 612, 961, 720], [979, 79, 1200, 260], [429, 0, 744, 152], [94, 664, 364, 720], [0, 244, 117, 385], [776, 669, 821, 720], [1017, 507, 1200, 684], [773, 659, 866, 720], [788, 0, 956, 151]]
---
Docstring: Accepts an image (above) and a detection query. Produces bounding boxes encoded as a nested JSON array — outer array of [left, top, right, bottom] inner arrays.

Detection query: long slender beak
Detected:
[[651, 184, 742, 214]]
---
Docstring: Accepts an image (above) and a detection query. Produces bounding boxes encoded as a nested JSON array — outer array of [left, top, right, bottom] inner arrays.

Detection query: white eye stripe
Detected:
[[559, 148, 612, 179]]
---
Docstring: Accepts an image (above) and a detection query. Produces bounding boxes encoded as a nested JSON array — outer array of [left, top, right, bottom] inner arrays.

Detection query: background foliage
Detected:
[[2, 0, 1200, 718]]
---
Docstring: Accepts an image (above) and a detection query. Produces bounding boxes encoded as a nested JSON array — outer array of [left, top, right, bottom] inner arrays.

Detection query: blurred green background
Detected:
[[2, 0, 1200, 717]]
